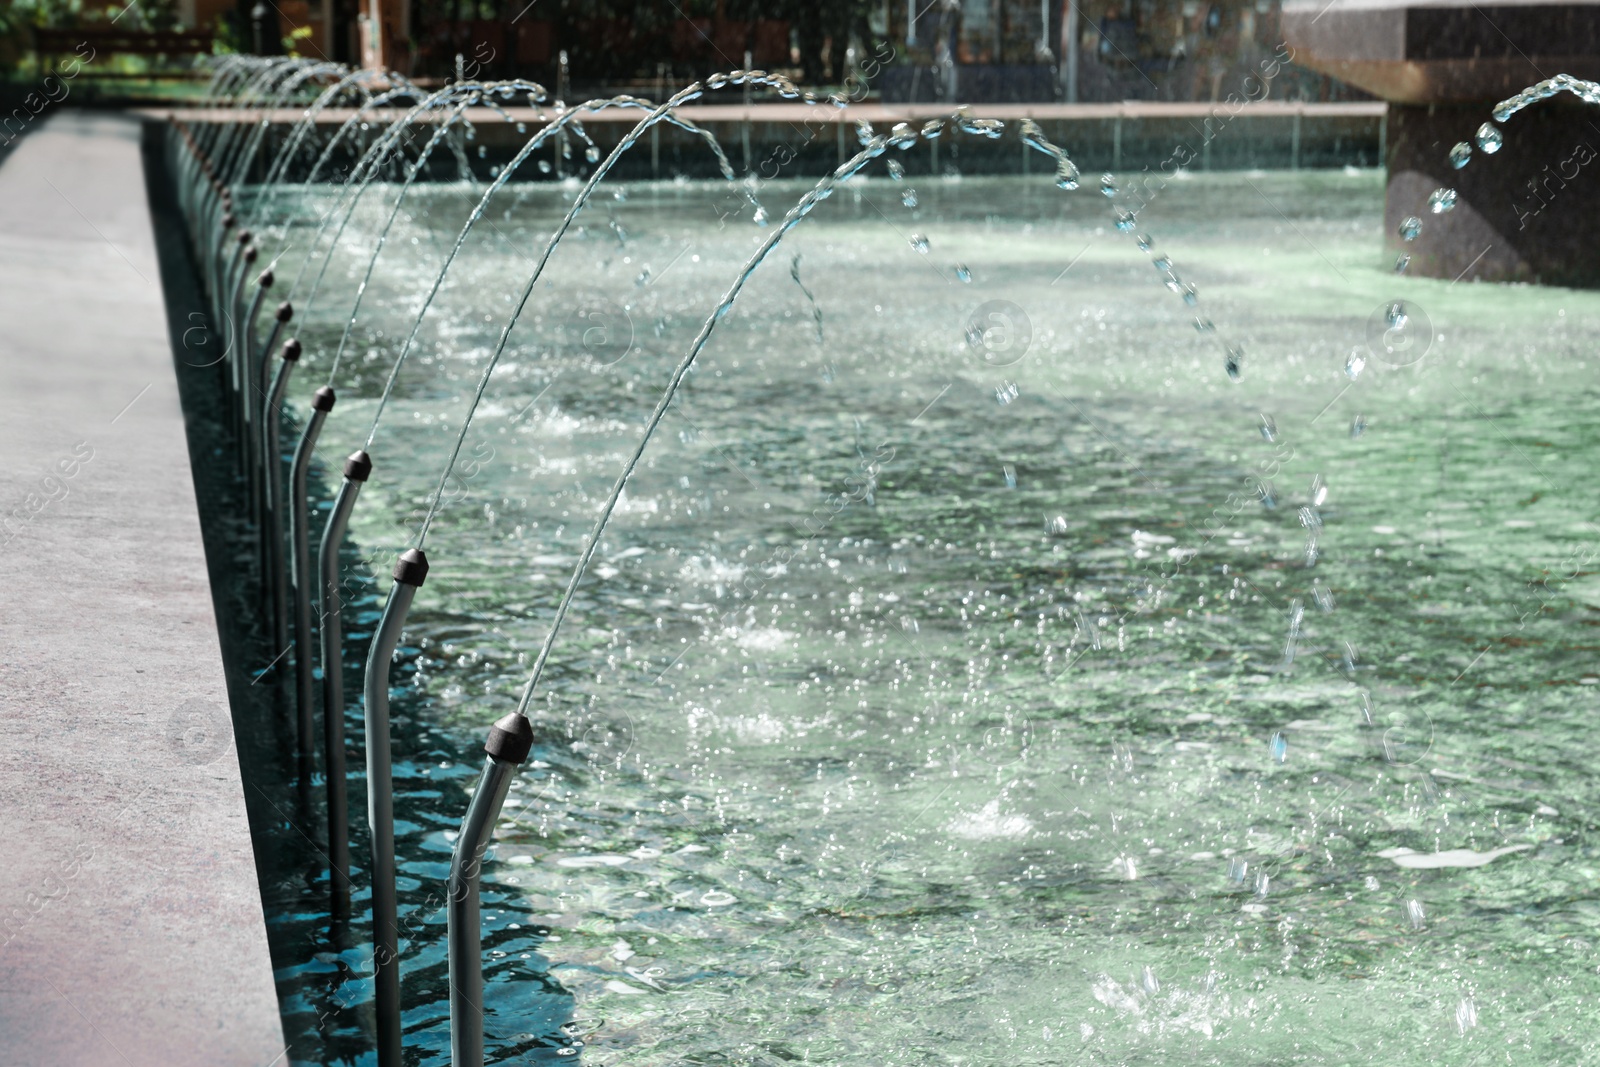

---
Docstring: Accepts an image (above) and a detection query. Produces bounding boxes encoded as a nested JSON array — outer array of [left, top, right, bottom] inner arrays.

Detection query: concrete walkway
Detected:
[[0, 110, 285, 1065]]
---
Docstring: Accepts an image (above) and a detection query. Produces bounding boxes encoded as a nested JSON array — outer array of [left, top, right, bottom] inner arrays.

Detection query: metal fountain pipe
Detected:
[[447, 713, 533, 1067], [210, 211, 234, 299], [259, 300, 293, 389], [244, 266, 274, 340], [318, 447, 371, 918], [227, 237, 258, 330], [290, 385, 335, 782], [242, 268, 275, 433], [363, 547, 429, 1067], [227, 239, 257, 466], [255, 300, 294, 517], [261, 338, 300, 664]]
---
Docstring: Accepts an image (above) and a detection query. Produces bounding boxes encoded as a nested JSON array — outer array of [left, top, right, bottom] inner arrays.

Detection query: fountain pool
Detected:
[[188, 159, 1600, 1067]]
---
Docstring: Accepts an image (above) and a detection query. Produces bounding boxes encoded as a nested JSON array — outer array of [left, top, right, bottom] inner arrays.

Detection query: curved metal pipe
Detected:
[[255, 299, 294, 526], [242, 270, 275, 530], [261, 339, 300, 665], [362, 547, 429, 1067], [318, 448, 372, 918], [448, 714, 533, 1067], [290, 386, 335, 781]]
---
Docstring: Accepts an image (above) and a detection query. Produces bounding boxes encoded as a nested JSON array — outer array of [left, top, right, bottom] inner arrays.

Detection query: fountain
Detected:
[[160, 53, 1600, 1067]]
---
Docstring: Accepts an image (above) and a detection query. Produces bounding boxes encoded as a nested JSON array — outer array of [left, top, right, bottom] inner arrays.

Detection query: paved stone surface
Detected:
[[0, 109, 285, 1066]]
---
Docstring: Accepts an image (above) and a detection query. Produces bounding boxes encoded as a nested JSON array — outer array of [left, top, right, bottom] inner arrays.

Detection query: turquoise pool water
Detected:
[[260, 168, 1600, 1065]]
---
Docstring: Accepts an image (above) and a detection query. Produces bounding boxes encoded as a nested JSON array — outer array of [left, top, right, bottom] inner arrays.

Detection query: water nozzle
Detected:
[[282, 338, 302, 362], [238, 229, 252, 245], [312, 386, 336, 412], [392, 547, 429, 587], [275, 300, 293, 323], [258, 268, 274, 289], [221, 213, 235, 230], [243, 245, 258, 264], [484, 713, 534, 765], [343, 449, 372, 482]]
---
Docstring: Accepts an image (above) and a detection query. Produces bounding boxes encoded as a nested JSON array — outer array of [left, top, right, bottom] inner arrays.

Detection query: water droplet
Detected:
[[1386, 301, 1409, 330], [954, 263, 972, 282], [1428, 188, 1458, 214], [855, 119, 876, 147], [995, 381, 1019, 404], [1399, 216, 1424, 241], [828, 92, 850, 109], [1350, 413, 1367, 438], [585, 145, 600, 164], [1140, 966, 1160, 995], [1346, 349, 1366, 379], [1394, 253, 1411, 274], [1257, 480, 1277, 508], [1194, 317, 1215, 334], [909, 234, 930, 254], [1313, 578, 1335, 612], [1181, 283, 1198, 306], [1225, 345, 1243, 381], [1153, 255, 1172, 271], [887, 158, 905, 181], [1259, 413, 1278, 442], [1100, 173, 1118, 198], [538, 159, 552, 174], [1228, 857, 1249, 883], [752, 206, 768, 226], [1055, 160, 1080, 190], [1449, 141, 1472, 169], [1456, 996, 1478, 1033], [1406, 898, 1426, 929], [1114, 210, 1137, 232], [1135, 233, 1153, 252], [1476, 122, 1503, 154], [700, 890, 737, 906], [921, 119, 944, 139], [1003, 464, 1017, 489], [902, 188, 919, 208], [1270, 731, 1288, 763], [516, 121, 526, 134], [1310, 474, 1329, 507], [476, 144, 487, 158], [635, 267, 651, 286], [1284, 598, 1304, 663]]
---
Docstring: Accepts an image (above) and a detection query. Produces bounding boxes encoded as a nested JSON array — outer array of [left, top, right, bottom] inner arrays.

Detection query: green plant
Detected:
[[282, 23, 313, 57]]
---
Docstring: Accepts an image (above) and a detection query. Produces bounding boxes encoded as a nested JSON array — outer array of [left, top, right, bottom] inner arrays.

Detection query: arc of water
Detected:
[[226, 62, 346, 192], [210, 60, 323, 185], [442, 128, 899, 1067], [290, 81, 546, 312], [250, 69, 383, 234], [404, 80, 782, 549], [358, 95, 736, 446], [322, 98, 483, 384], [411, 81, 1010, 555], [510, 137, 891, 713], [282, 83, 435, 300]]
